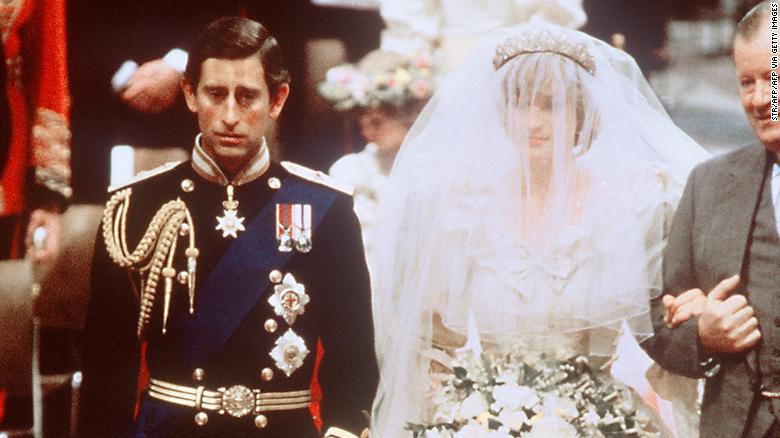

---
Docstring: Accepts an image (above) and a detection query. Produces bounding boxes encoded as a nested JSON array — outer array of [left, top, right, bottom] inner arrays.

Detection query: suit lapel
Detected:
[[719, 144, 767, 279], [719, 144, 767, 376]]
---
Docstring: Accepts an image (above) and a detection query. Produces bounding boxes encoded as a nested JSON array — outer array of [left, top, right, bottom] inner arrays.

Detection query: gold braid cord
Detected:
[[102, 188, 199, 339]]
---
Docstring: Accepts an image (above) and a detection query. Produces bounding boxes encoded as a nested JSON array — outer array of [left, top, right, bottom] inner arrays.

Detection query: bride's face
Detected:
[[525, 91, 556, 160], [505, 82, 577, 165]]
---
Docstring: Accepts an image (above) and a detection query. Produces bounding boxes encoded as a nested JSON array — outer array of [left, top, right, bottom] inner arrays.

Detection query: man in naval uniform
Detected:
[[79, 17, 377, 437]]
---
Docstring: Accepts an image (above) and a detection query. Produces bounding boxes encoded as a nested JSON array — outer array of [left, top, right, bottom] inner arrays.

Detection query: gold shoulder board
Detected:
[[281, 161, 354, 196], [108, 161, 183, 192]]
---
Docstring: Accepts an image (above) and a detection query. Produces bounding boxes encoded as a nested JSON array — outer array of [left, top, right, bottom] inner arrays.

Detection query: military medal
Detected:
[[216, 184, 245, 238], [275, 204, 312, 252], [268, 273, 309, 325], [269, 328, 309, 377]]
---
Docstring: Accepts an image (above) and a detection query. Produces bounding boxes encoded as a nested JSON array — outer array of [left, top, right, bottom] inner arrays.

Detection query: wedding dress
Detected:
[[369, 22, 709, 436]]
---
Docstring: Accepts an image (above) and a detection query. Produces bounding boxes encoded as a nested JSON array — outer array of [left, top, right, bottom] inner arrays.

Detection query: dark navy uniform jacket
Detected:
[[79, 160, 378, 437]]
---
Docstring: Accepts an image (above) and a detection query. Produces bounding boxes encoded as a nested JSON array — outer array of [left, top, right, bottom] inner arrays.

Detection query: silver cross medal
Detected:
[[216, 184, 246, 238]]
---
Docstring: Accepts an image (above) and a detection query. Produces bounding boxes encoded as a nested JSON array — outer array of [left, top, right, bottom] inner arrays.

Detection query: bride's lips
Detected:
[[529, 137, 549, 147]]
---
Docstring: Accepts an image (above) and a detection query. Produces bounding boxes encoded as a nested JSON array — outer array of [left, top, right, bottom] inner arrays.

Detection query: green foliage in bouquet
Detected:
[[407, 348, 661, 438]]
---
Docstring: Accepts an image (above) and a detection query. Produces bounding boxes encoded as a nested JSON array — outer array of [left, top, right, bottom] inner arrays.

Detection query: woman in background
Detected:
[[0, 0, 70, 261], [321, 49, 433, 256]]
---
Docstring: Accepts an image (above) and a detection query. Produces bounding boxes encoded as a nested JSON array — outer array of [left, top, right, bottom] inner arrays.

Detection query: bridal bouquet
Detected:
[[407, 348, 659, 438]]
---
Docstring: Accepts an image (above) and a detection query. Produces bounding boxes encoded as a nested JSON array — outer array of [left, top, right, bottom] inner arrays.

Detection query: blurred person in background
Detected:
[[0, 41, 10, 186], [321, 49, 433, 258], [582, 0, 670, 74], [378, 0, 586, 73], [0, 0, 70, 262], [0, 0, 70, 432]]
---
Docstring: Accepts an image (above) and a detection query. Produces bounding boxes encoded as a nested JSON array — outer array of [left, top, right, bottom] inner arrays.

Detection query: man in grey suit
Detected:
[[647, 2, 780, 437]]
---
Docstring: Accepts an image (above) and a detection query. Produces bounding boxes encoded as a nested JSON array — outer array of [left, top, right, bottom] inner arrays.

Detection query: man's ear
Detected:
[[269, 83, 290, 120], [182, 78, 198, 113]]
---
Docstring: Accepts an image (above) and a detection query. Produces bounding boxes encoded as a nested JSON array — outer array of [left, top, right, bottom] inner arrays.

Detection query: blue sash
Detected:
[[183, 177, 337, 366]]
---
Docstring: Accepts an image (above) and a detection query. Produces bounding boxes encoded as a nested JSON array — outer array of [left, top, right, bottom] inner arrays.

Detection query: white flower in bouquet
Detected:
[[458, 391, 489, 420], [582, 408, 601, 426], [495, 369, 519, 385], [432, 395, 459, 424], [495, 409, 528, 431], [423, 427, 454, 438], [491, 383, 538, 412], [453, 420, 489, 438], [539, 394, 579, 420], [526, 416, 579, 438], [487, 429, 512, 438]]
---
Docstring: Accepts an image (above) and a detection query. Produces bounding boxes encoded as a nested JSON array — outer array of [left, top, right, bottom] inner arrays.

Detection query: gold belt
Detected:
[[148, 378, 311, 418]]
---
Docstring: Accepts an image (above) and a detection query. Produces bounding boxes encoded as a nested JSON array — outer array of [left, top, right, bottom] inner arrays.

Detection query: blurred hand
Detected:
[[360, 428, 370, 438], [663, 288, 706, 329], [698, 275, 761, 354], [25, 208, 60, 263], [121, 59, 181, 113]]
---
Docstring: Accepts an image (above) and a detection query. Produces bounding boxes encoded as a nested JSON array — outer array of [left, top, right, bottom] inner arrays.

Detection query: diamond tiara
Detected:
[[493, 30, 596, 75]]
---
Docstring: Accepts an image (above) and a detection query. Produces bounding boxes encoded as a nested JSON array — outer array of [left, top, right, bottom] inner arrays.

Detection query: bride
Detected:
[[369, 23, 708, 436]]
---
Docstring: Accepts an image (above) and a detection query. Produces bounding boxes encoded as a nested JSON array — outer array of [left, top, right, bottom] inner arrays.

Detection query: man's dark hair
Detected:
[[185, 16, 291, 97], [736, 1, 773, 41]]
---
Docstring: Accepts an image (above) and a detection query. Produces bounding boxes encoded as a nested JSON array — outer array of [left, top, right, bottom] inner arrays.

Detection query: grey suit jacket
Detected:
[[646, 143, 769, 438]]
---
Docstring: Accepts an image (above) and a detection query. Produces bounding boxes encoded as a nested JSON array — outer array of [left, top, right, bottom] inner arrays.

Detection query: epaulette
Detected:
[[108, 161, 183, 192], [281, 161, 354, 196]]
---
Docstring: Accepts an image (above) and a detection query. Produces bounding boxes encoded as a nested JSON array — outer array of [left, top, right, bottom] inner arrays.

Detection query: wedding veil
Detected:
[[369, 23, 708, 435]]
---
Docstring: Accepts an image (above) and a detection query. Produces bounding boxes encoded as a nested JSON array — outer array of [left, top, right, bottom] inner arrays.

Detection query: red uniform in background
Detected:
[[1, 0, 71, 259], [0, 0, 70, 427]]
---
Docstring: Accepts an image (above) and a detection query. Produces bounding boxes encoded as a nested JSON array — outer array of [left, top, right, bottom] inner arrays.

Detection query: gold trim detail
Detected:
[[102, 188, 199, 337], [5, 55, 22, 89], [32, 108, 72, 200], [0, 0, 21, 43], [191, 134, 270, 186], [281, 161, 354, 195], [148, 378, 311, 416]]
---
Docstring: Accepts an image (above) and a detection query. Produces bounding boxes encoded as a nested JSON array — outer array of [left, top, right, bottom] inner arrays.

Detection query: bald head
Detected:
[[736, 1, 773, 42]]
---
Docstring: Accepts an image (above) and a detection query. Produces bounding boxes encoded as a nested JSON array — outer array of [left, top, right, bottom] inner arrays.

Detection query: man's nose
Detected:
[[222, 96, 240, 127], [751, 80, 771, 111]]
